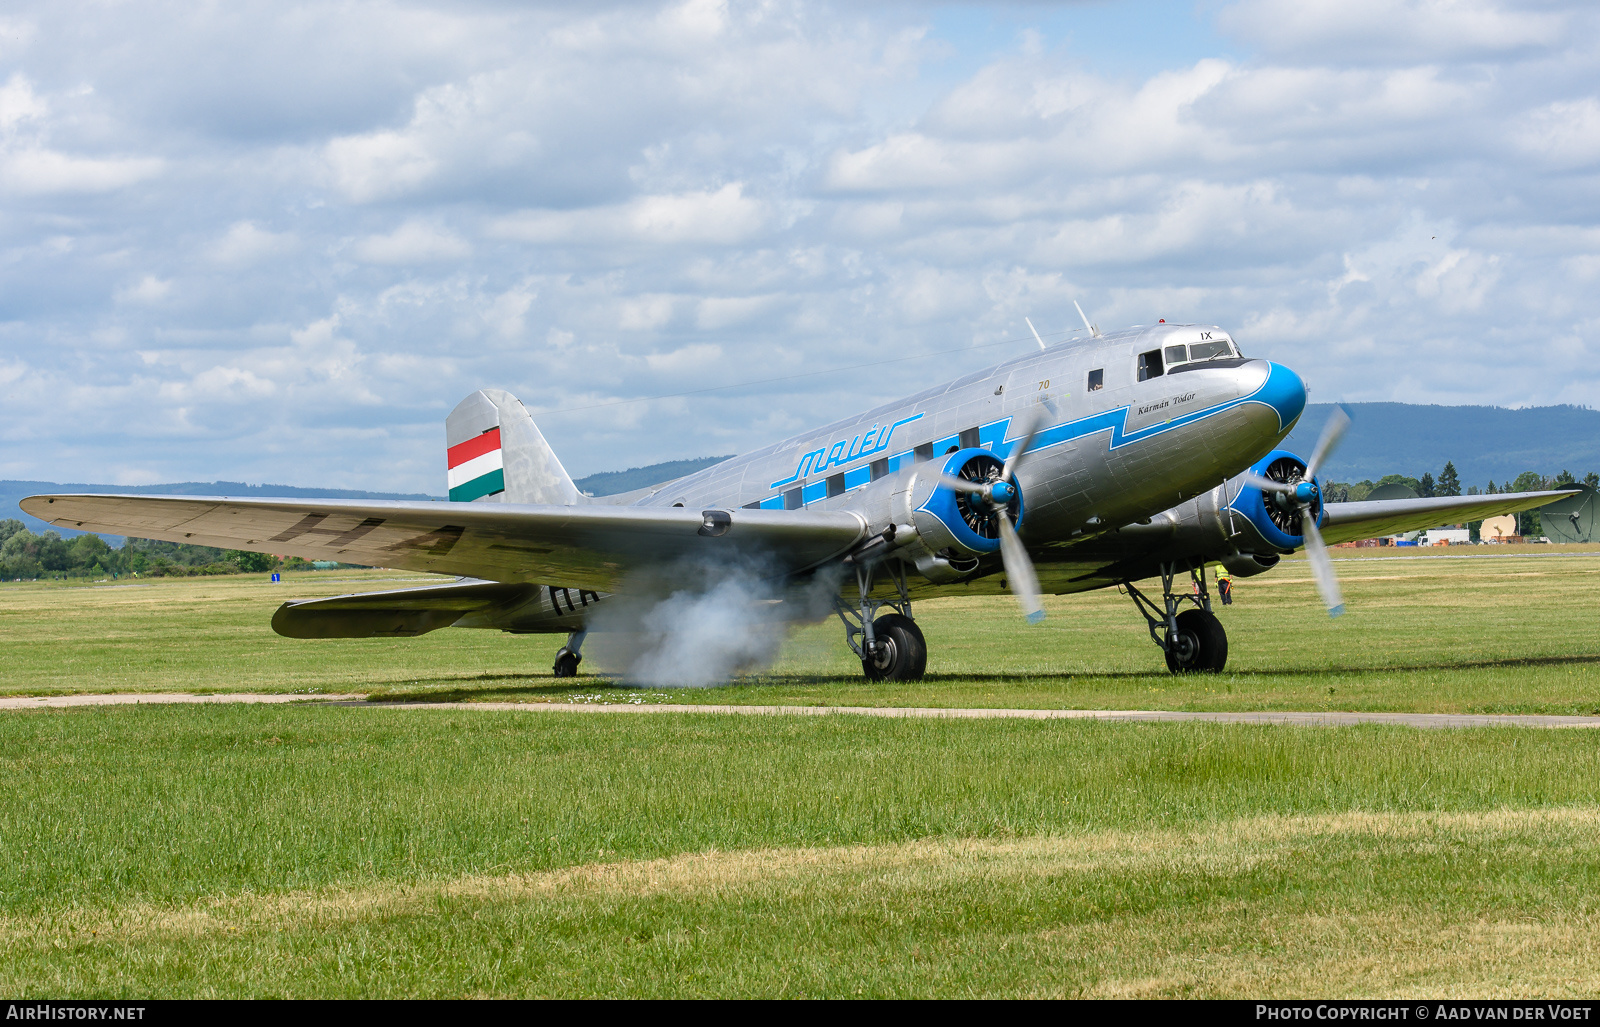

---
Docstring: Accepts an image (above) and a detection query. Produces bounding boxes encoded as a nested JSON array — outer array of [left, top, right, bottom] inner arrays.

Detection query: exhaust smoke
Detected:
[[585, 555, 843, 687]]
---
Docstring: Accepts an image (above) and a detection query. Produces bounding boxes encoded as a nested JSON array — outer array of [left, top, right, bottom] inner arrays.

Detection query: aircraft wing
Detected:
[[1319, 489, 1577, 545], [19, 494, 867, 590]]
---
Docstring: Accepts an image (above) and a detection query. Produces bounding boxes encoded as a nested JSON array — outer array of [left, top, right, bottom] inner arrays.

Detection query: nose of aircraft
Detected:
[[1238, 359, 1308, 435]]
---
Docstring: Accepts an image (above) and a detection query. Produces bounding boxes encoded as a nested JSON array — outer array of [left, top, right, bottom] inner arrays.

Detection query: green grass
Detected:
[[4, 551, 1600, 713], [3, 705, 1600, 997]]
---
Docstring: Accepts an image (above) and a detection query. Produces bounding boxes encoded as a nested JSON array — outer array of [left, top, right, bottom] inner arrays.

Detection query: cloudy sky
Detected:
[[1, 0, 1596, 494]]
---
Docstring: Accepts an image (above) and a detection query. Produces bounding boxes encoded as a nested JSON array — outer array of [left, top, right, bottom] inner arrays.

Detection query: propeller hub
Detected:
[[1294, 480, 1317, 504], [989, 480, 1016, 506]]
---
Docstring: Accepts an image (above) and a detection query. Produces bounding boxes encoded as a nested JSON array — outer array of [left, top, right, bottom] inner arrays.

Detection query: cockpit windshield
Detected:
[[1164, 339, 1239, 370]]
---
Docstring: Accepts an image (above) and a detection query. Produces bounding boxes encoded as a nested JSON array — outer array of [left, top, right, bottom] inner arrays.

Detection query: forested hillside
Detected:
[[1286, 403, 1600, 489]]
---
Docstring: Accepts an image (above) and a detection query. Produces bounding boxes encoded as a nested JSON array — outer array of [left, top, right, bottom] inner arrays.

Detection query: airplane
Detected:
[[22, 320, 1576, 681]]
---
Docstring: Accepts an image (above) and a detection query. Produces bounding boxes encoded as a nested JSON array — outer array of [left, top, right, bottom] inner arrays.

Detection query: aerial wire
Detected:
[[532, 323, 1088, 416]]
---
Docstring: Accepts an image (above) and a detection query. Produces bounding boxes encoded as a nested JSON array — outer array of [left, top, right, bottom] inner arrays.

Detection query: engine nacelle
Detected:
[[1226, 448, 1326, 554], [849, 447, 1025, 584], [1111, 447, 1320, 572]]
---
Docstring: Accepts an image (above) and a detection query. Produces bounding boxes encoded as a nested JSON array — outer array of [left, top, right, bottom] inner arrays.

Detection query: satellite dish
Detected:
[[1539, 485, 1596, 543], [1365, 483, 1419, 502], [1481, 514, 1518, 540]]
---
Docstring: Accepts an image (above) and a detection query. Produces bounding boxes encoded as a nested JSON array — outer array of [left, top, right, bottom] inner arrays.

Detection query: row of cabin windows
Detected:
[[769, 426, 986, 509], [750, 344, 1241, 510]]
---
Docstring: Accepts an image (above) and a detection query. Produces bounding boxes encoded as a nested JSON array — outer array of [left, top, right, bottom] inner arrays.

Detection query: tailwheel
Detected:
[[552, 648, 581, 678], [1164, 608, 1228, 674], [862, 613, 927, 682]]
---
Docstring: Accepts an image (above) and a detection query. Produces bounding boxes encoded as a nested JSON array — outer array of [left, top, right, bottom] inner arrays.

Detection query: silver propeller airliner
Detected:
[[23, 322, 1573, 680]]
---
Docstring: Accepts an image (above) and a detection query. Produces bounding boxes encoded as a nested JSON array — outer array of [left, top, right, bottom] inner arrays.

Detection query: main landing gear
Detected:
[[1122, 563, 1228, 674], [552, 628, 586, 678], [834, 560, 926, 682]]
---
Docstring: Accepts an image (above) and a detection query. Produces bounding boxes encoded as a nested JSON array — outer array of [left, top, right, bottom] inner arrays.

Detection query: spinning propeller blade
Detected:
[[1302, 515, 1344, 617], [1003, 404, 1047, 482], [998, 515, 1045, 624], [1305, 406, 1349, 482], [1240, 471, 1294, 495], [937, 473, 989, 497]]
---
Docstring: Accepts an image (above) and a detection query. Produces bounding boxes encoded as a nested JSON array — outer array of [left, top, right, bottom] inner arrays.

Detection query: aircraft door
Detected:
[[1003, 366, 1067, 417]]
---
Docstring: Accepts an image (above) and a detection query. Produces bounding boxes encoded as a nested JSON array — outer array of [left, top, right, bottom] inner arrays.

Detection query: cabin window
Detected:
[[914, 442, 934, 461], [742, 502, 760, 510], [870, 457, 889, 480], [1137, 350, 1164, 381], [959, 427, 980, 449], [1164, 344, 1187, 366], [1190, 340, 1234, 361], [783, 486, 803, 510], [1087, 368, 1104, 391], [826, 473, 846, 498]]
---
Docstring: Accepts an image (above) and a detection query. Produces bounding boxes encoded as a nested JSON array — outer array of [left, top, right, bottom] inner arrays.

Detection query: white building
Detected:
[[1423, 528, 1471, 545]]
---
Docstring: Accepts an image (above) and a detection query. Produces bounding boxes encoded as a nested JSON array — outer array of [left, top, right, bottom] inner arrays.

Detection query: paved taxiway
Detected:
[[0, 692, 364, 709], [4, 692, 1598, 728]]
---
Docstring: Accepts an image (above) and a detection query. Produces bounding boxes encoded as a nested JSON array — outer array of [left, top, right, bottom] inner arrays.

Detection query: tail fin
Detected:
[[445, 389, 580, 505]]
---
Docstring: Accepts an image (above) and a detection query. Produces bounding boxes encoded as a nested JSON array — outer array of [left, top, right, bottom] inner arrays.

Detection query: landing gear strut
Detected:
[[1122, 563, 1228, 673], [552, 628, 586, 678], [834, 560, 926, 682]]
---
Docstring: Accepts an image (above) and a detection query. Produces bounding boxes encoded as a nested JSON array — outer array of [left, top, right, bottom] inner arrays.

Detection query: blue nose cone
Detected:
[[1250, 361, 1308, 433], [1294, 480, 1316, 503], [990, 481, 1016, 504]]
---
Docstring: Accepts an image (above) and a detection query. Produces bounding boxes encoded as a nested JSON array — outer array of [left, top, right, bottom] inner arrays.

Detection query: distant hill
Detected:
[[573, 456, 732, 497], [1284, 403, 1600, 488]]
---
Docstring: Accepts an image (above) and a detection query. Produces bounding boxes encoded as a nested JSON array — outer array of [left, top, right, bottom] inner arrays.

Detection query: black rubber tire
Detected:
[[861, 613, 928, 682], [552, 650, 580, 678], [1163, 609, 1228, 674]]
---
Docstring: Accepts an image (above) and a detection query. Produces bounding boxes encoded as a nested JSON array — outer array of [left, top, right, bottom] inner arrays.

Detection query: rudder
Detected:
[[446, 389, 580, 505]]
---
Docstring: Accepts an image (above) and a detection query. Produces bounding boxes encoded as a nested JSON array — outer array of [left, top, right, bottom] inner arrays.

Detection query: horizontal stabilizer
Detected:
[[272, 579, 538, 638], [1320, 489, 1577, 545]]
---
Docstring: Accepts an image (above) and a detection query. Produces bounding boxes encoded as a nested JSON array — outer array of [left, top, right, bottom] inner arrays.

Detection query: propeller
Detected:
[[936, 405, 1050, 624], [1238, 407, 1351, 617]]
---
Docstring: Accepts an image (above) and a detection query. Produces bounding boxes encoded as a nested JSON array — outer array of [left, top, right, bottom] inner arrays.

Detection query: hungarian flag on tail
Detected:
[[447, 427, 505, 502]]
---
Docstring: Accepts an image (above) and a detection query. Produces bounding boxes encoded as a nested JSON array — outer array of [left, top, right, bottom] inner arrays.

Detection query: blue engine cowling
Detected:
[[1227, 448, 1326, 552], [888, 447, 1027, 581]]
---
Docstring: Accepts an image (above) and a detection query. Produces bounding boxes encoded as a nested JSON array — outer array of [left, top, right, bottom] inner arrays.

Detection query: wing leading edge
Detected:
[[18, 494, 867, 590], [1318, 489, 1577, 545]]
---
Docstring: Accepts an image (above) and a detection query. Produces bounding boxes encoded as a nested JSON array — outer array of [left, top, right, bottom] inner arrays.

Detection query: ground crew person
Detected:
[[1214, 564, 1234, 605]]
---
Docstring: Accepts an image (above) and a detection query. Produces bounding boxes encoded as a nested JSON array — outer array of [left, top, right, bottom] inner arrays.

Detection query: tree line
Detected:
[[0, 520, 335, 581]]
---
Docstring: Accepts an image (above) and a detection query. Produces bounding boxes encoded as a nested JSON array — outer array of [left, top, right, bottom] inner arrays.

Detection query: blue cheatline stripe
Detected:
[[748, 361, 1301, 509], [449, 468, 505, 502]]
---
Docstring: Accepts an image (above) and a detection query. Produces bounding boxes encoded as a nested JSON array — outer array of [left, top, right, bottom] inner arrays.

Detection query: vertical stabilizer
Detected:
[[446, 389, 580, 505]]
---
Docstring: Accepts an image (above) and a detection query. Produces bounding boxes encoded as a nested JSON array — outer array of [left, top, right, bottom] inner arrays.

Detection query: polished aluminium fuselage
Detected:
[[628, 324, 1302, 593], [459, 323, 1308, 633]]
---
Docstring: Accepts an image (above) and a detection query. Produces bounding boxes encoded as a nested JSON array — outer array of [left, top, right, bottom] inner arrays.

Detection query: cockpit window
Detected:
[[1164, 345, 1187, 366], [1087, 368, 1103, 391], [1190, 340, 1234, 361], [1137, 350, 1163, 381]]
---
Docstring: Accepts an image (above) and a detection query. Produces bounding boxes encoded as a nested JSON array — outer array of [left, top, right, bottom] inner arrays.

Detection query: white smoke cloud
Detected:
[[585, 555, 844, 687]]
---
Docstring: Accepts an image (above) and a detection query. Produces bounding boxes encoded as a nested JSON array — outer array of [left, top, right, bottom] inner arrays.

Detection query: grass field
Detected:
[[3, 548, 1599, 713], [4, 549, 1600, 997], [3, 706, 1600, 997]]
